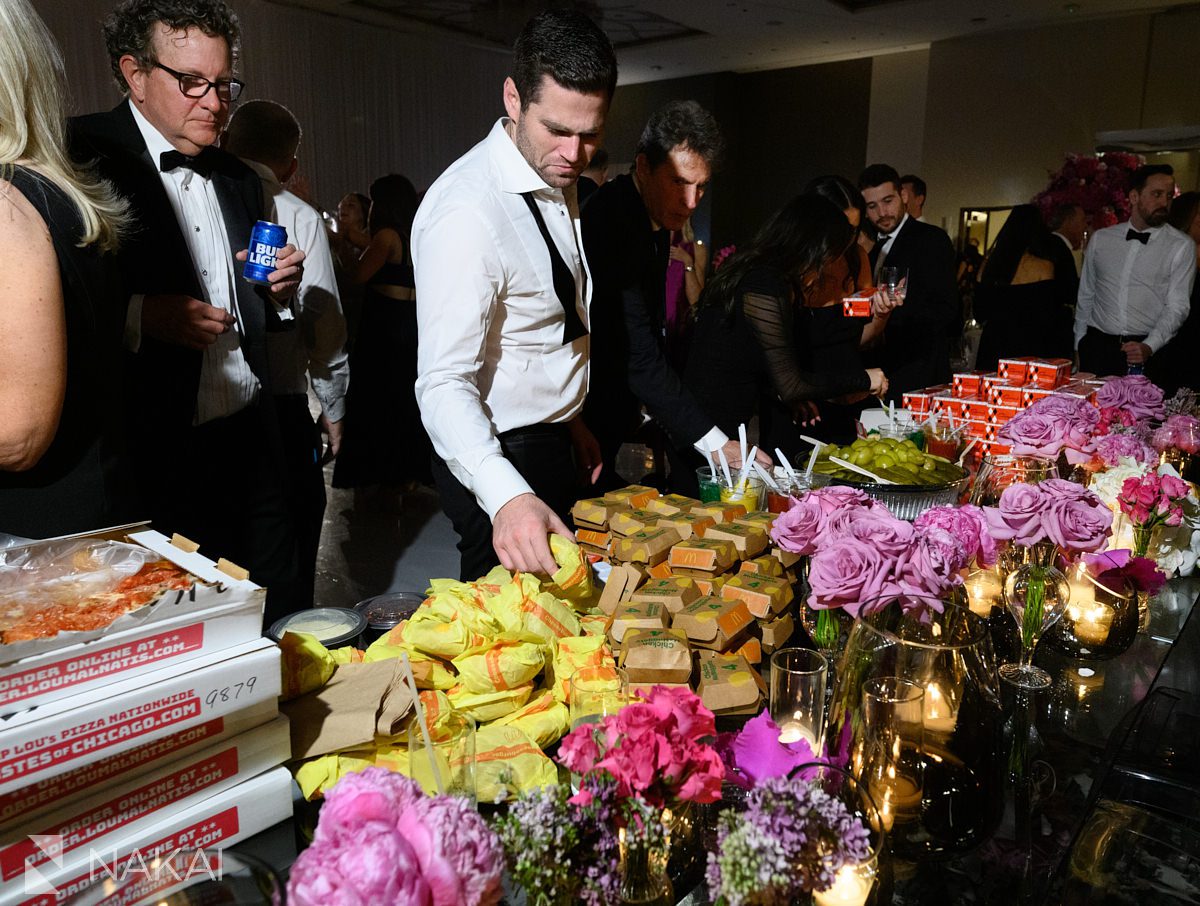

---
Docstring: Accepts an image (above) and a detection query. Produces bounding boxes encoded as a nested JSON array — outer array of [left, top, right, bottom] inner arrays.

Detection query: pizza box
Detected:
[[0, 715, 290, 880], [6, 765, 293, 906], [0, 530, 265, 714], [0, 698, 277, 829], [0, 638, 279, 796]]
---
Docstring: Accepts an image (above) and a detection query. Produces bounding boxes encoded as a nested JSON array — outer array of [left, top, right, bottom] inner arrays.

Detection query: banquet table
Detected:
[[229, 577, 1200, 906]]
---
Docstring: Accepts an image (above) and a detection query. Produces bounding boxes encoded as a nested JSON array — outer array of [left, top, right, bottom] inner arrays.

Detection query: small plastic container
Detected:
[[355, 592, 424, 645], [268, 606, 367, 650]]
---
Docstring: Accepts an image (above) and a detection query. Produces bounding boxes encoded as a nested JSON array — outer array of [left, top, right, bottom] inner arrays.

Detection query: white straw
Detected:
[[774, 448, 799, 484], [804, 445, 820, 481], [737, 446, 758, 487], [717, 446, 734, 487], [753, 461, 780, 492], [738, 424, 748, 469], [400, 652, 444, 795], [957, 438, 978, 465], [889, 402, 896, 427]]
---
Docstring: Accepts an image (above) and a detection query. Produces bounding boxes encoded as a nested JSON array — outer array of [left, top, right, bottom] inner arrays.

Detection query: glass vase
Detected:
[[619, 838, 672, 906], [1000, 542, 1070, 691], [969, 454, 1057, 507], [828, 595, 1005, 860], [802, 763, 890, 906], [1047, 569, 1140, 660]]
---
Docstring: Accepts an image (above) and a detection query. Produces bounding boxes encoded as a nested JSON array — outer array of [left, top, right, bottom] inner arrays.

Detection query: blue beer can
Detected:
[[243, 220, 288, 285]]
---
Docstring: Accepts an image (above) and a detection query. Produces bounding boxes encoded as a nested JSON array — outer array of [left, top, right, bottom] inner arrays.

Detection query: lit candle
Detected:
[[813, 863, 875, 906], [966, 569, 1000, 618], [923, 684, 958, 735], [1073, 603, 1113, 646], [777, 719, 817, 748], [869, 774, 922, 833], [1075, 666, 1105, 702]]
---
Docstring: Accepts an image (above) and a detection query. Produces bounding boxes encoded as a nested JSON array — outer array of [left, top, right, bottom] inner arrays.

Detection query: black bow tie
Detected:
[[1126, 228, 1151, 245], [160, 148, 213, 178], [878, 234, 892, 243]]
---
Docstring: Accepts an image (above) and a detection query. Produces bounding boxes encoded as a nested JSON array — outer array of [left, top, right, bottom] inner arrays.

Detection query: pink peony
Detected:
[[914, 505, 997, 567], [1095, 433, 1156, 467], [985, 483, 1046, 546], [314, 768, 425, 845], [290, 822, 434, 906], [407, 795, 505, 906], [642, 684, 717, 742]]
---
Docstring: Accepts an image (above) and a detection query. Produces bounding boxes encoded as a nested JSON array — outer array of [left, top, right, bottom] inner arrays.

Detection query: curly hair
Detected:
[[635, 100, 724, 172], [102, 0, 240, 92]]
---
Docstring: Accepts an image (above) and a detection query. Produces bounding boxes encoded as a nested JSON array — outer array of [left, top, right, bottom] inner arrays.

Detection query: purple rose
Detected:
[[1097, 375, 1166, 420], [998, 412, 1065, 457], [985, 483, 1046, 546], [1037, 478, 1093, 501], [1043, 496, 1113, 553], [809, 485, 877, 516], [770, 494, 824, 555], [843, 510, 917, 557], [807, 537, 899, 617]]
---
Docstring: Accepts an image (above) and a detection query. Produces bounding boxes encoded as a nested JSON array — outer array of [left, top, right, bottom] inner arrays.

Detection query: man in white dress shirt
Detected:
[[413, 9, 616, 580], [70, 0, 306, 620], [224, 99, 350, 610], [1075, 164, 1197, 376]]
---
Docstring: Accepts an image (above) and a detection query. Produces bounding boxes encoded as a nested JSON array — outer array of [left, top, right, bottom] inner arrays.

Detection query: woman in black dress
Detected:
[[0, 0, 137, 539], [332, 174, 433, 502], [974, 204, 1075, 372], [684, 195, 887, 461]]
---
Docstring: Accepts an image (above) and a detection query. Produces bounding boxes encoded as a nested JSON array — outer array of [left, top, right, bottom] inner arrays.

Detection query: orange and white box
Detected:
[[842, 294, 872, 318], [932, 395, 966, 419], [0, 638, 279, 796], [964, 419, 990, 440], [1026, 357, 1072, 390], [981, 373, 1007, 397], [992, 384, 1025, 408], [1055, 383, 1099, 405], [989, 440, 1013, 455], [0, 716, 289, 880], [997, 357, 1032, 385], [3, 766, 292, 906], [962, 399, 990, 422], [902, 389, 936, 415], [1022, 386, 1056, 407], [987, 403, 1021, 426], [0, 530, 266, 714], [952, 372, 986, 399]]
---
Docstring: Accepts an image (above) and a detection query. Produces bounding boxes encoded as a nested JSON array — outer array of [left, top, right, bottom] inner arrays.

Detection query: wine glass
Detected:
[[1000, 543, 1070, 691]]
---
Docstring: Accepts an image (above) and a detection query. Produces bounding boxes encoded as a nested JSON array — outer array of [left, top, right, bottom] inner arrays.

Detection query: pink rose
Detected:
[[844, 509, 917, 557], [809, 485, 875, 514], [289, 823, 434, 906], [770, 494, 824, 555], [898, 527, 967, 602], [985, 483, 1047, 546], [807, 537, 899, 616], [1161, 474, 1190, 499], [1043, 497, 1113, 554], [643, 686, 716, 742], [674, 744, 725, 803], [558, 722, 603, 775], [1097, 375, 1165, 420], [998, 412, 1064, 457]]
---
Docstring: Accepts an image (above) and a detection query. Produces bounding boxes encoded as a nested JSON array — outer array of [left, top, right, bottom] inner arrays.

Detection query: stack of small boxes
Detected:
[[902, 356, 1104, 465], [572, 485, 800, 719], [0, 531, 291, 906]]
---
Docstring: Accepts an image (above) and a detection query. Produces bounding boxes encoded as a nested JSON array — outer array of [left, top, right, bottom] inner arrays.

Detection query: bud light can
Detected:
[[243, 220, 287, 285], [1127, 362, 1145, 375]]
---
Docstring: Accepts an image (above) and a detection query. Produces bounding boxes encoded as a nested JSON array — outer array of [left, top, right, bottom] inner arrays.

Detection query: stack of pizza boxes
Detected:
[[903, 356, 1100, 467], [0, 529, 291, 906], [575, 485, 801, 719]]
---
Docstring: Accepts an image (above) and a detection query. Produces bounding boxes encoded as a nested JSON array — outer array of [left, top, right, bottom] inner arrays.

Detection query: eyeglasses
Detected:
[[151, 61, 244, 102]]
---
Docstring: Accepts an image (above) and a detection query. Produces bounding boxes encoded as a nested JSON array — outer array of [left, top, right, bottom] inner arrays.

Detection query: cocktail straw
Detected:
[[774, 448, 799, 484], [737, 445, 758, 487], [957, 438, 978, 465], [400, 652, 444, 795], [717, 445, 734, 487]]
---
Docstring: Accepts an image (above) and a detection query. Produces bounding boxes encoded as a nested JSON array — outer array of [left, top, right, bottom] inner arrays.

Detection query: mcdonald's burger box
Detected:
[[0, 530, 265, 715], [3, 765, 293, 906], [0, 638, 280, 797], [0, 715, 290, 886]]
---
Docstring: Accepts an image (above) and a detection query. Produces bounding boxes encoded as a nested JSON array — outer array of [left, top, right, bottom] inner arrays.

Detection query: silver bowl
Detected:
[[812, 470, 970, 520]]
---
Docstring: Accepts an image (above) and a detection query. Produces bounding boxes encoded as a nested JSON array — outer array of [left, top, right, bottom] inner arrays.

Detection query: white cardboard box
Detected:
[[0, 639, 279, 796], [6, 766, 293, 906], [0, 698, 278, 828], [1, 530, 265, 715], [0, 715, 290, 879]]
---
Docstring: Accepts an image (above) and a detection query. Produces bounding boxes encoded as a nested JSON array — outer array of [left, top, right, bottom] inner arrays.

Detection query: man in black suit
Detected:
[[1045, 202, 1084, 300], [70, 0, 305, 620], [582, 100, 767, 490], [859, 163, 958, 402]]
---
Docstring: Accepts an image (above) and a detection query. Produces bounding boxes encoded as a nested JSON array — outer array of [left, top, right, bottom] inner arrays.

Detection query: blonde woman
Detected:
[[0, 0, 137, 538]]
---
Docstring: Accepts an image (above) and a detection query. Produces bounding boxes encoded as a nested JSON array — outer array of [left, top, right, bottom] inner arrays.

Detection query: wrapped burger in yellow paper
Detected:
[[548, 635, 615, 702], [448, 682, 534, 722], [423, 590, 502, 638], [452, 634, 545, 694], [294, 746, 377, 800], [398, 611, 475, 659], [330, 647, 365, 665], [485, 572, 542, 635], [279, 631, 336, 701], [542, 534, 596, 606], [579, 612, 611, 638], [522, 591, 582, 644], [474, 723, 559, 802], [492, 689, 571, 748], [363, 632, 457, 690]]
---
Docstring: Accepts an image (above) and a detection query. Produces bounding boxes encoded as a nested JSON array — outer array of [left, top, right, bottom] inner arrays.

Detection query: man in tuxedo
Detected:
[[859, 163, 958, 401], [1046, 202, 1084, 297], [900, 174, 927, 221], [582, 100, 768, 491], [70, 0, 306, 621]]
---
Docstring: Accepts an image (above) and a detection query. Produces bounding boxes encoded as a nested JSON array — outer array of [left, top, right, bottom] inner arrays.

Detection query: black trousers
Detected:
[[274, 394, 326, 614], [431, 424, 577, 582], [1078, 326, 1146, 378], [155, 404, 302, 627]]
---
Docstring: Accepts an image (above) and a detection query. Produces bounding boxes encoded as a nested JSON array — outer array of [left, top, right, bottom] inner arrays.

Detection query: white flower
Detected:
[[1089, 457, 1153, 509]]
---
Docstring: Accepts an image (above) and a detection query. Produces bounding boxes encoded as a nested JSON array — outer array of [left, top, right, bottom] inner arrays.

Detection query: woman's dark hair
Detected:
[[102, 0, 241, 91], [368, 174, 418, 240], [803, 175, 866, 292], [979, 204, 1058, 286], [512, 9, 617, 108], [700, 195, 853, 317], [1168, 191, 1200, 234]]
